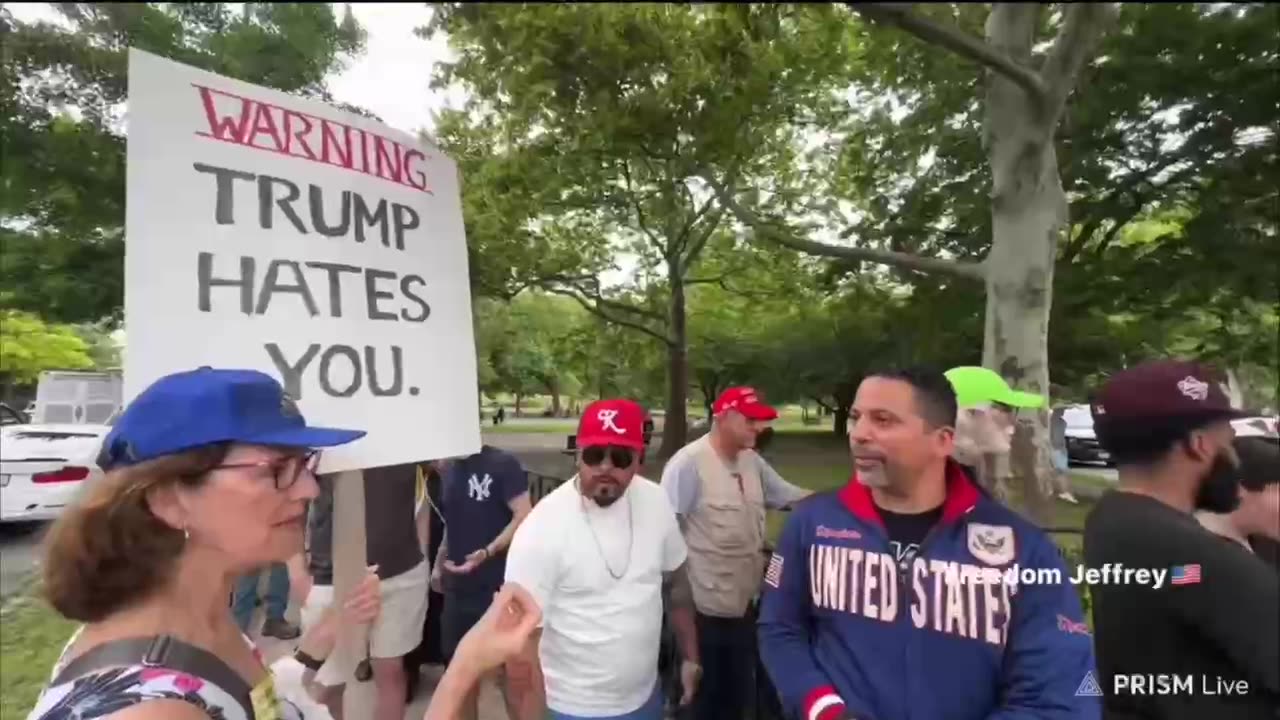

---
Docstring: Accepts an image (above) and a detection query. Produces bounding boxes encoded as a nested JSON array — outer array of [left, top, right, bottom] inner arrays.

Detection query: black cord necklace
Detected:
[[576, 477, 634, 580]]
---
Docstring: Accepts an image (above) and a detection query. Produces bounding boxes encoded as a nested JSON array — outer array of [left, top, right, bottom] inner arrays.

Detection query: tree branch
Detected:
[[709, 179, 986, 281], [541, 286, 674, 347], [619, 160, 669, 258], [1039, 3, 1119, 125], [540, 274, 666, 322], [679, 207, 726, 269], [850, 3, 1047, 104], [673, 196, 719, 261]]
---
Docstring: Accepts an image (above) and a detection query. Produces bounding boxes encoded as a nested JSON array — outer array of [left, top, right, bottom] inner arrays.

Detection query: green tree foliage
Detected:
[[0, 310, 95, 389], [0, 3, 369, 323], [424, 3, 856, 456], [473, 292, 597, 415]]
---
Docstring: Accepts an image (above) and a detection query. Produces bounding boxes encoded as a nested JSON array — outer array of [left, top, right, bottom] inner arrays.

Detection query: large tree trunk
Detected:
[[832, 406, 850, 437], [830, 382, 856, 437], [659, 273, 689, 459], [981, 6, 1064, 524], [548, 378, 562, 416]]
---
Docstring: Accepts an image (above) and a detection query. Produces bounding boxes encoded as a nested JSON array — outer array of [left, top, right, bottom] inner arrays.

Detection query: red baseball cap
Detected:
[[713, 387, 779, 421], [1090, 360, 1248, 426], [577, 399, 647, 451]]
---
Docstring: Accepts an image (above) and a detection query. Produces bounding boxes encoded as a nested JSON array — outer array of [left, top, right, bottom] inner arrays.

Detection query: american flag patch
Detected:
[[764, 553, 784, 588], [1171, 564, 1201, 586]]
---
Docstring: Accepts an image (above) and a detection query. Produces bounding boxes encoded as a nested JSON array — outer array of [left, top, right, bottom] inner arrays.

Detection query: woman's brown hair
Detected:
[[41, 443, 229, 623]]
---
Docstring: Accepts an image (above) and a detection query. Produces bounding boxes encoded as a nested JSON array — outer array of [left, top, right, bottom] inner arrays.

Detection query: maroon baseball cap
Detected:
[[1090, 360, 1248, 426], [713, 387, 779, 421], [577, 398, 647, 451]]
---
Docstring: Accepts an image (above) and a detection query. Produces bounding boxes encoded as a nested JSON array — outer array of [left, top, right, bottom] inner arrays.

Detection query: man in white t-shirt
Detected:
[[505, 398, 701, 720]]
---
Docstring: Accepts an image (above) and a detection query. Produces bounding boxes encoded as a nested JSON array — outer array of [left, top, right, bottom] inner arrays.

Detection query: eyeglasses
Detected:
[[581, 445, 635, 469], [210, 449, 321, 491]]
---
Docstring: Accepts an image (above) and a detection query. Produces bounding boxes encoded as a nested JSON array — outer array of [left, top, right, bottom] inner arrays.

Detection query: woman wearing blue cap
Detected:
[[24, 367, 541, 720]]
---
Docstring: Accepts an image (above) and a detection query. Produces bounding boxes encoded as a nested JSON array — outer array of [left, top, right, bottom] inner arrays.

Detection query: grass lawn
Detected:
[[643, 432, 1097, 548], [484, 420, 579, 434], [0, 586, 77, 720]]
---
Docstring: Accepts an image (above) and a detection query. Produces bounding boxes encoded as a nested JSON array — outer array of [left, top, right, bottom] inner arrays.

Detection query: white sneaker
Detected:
[[1057, 491, 1079, 504]]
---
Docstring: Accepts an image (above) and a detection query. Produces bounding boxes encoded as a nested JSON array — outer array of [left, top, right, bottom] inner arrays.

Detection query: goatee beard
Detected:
[[856, 466, 891, 489], [593, 490, 622, 507], [1194, 451, 1242, 514]]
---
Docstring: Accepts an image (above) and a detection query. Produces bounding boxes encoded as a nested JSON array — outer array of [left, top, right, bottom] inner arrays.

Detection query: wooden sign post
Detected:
[[331, 470, 368, 718]]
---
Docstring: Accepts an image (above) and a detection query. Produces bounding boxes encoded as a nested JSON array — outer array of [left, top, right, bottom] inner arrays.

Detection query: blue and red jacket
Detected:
[[758, 462, 1100, 720]]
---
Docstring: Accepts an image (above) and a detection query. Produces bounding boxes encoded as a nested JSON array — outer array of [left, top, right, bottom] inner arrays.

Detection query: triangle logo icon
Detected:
[[1075, 670, 1104, 697]]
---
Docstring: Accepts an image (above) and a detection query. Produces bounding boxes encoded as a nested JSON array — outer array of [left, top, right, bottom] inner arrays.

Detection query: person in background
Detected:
[[505, 399, 700, 720], [659, 386, 808, 720], [403, 463, 448, 697], [429, 445, 533, 720], [1196, 435, 1280, 574], [759, 367, 1098, 720], [1083, 359, 1278, 719], [944, 367, 1045, 495], [25, 367, 377, 720], [295, 463, 433, 720], [231, 562, 301, 640], [1049, 406, 1079, 503]]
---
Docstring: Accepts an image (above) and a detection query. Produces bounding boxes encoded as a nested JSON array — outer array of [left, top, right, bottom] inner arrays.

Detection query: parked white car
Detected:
[[0, 421, 111, 524], [1232, 415, 1279, 439], [1060, 404, 1111, 465]]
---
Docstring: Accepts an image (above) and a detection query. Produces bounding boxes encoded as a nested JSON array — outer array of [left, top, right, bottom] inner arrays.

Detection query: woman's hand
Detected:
[[339, 566, 381, 627], [452, 582, 541, 675]]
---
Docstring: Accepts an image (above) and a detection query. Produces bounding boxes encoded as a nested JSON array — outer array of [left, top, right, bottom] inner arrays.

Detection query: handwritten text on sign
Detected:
[[124, 49, 481, 472]]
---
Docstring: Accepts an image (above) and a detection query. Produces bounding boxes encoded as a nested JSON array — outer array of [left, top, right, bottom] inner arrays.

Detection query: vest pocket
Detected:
[[701, 501, 754, 550]]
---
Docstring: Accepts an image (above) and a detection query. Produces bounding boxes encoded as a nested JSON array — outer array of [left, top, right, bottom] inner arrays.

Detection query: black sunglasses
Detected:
[[210, 449, 322, 491], [581, 445, 635, 469]]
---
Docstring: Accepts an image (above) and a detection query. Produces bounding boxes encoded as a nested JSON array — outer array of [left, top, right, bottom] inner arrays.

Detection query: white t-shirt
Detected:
[[505, 475, 687, 717]]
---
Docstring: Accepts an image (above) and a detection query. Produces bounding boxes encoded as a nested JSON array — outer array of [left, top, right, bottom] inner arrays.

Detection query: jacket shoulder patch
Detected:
[[967, 523, 1016, 566]]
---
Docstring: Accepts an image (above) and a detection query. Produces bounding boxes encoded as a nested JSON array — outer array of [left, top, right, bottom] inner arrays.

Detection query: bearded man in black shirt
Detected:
[[1082, 359, 1279, 720]]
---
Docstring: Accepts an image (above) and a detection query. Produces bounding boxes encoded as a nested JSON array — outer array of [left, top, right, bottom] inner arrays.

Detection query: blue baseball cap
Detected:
[[98, 367, 366, 470]]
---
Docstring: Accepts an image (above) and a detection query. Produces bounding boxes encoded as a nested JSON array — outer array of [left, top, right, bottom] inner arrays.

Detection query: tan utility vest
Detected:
[[683, 436, 767, 618]]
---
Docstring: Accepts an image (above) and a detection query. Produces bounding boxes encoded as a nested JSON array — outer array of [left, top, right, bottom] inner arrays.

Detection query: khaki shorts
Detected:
[[300, 559, 431, 687]]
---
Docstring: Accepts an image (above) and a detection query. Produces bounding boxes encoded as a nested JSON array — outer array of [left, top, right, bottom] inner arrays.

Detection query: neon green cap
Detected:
[[944, 366, 1045, 409]]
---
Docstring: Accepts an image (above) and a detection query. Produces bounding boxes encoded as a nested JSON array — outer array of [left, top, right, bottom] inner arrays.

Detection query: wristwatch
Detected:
[[294, 649, 325, 672]]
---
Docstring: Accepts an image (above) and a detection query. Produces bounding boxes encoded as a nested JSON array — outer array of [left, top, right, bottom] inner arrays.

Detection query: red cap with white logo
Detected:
[[577, 398, 647, 450], [713, 386, 779, 421]]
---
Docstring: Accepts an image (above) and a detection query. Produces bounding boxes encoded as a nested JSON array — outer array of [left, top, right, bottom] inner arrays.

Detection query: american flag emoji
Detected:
[[764, 553, 784, 588], [1170, 564, 1201, 586]]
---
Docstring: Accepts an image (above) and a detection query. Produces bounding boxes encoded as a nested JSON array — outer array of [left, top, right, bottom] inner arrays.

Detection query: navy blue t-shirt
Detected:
[[441, 445, 527, 599]]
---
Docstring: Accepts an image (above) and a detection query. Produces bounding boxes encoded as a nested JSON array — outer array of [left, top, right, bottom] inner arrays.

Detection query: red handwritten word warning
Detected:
[[193, 84, 433, 195]]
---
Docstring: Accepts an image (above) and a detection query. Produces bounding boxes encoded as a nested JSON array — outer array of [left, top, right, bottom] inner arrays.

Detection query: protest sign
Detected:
[[124, 48, 481, 472]]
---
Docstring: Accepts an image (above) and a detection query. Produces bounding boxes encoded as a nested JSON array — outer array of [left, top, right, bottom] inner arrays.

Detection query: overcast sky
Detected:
[[5, 2, 461, 137], [325, 3, 465, 136]]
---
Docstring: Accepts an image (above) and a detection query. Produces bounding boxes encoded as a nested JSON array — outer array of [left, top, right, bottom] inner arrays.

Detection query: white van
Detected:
[[29, 370, 123, 425]]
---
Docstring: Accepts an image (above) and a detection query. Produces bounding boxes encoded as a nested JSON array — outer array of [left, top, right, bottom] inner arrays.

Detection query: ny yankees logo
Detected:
[[1176, 375, 1209, 401], [468, 473, 494, 501], [598, 409, 626, 435]]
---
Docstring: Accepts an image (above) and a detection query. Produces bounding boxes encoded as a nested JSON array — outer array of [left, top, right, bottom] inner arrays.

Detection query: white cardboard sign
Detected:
[[124, 49, 481, 472]]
